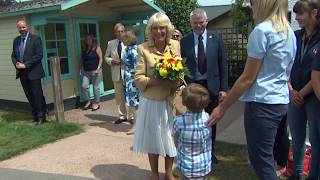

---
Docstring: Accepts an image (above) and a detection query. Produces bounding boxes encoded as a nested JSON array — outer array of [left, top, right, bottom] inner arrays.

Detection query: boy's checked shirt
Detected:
[[172, 110, 212, 178]]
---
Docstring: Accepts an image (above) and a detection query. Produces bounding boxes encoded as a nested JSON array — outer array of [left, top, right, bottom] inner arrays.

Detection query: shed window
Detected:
[[43, 23, 70, 76]]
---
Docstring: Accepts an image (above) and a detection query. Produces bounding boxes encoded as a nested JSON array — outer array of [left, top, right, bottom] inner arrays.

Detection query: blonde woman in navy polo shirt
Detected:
[[207, 0, 297, 179]]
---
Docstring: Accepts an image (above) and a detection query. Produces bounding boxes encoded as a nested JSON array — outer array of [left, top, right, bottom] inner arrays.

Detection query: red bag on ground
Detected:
[[287, 145, 311, 177]]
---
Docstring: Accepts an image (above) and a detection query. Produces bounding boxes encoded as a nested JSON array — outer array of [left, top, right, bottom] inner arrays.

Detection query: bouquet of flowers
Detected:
[[152, 50, 189, 80]]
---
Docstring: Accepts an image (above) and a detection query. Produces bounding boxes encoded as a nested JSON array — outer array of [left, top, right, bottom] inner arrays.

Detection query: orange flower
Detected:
[[169, 58, 177, 64]]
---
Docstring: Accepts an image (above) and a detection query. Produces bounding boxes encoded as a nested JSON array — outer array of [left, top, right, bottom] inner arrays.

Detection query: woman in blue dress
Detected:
[[122, 31, 140, 135]]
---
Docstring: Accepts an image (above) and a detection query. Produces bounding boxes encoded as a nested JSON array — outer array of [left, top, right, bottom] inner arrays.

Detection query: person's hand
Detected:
[[16, 62, 26, 69], [219, 91, 227, 103], [290, 89, 304, 107], [95, 67, 101, 74], [111, 58, 121, 65], [207, 105, 225, 127]]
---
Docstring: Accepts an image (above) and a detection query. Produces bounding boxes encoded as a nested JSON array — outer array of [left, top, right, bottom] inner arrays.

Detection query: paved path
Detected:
[[0, 99, 246, 180], [0, 168, 95, 180]]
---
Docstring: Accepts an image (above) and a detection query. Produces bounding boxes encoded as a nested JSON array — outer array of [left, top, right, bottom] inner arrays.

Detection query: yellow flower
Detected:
[[163, 52, 171, 60], [159, 68, 168, 77], [171, 63, 176, 69], [176, 62, 183, 70]]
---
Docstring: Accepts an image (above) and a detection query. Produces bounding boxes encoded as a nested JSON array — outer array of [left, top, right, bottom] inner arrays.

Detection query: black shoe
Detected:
[[114, 118, 126, 124], [36, 118, 46, 125]]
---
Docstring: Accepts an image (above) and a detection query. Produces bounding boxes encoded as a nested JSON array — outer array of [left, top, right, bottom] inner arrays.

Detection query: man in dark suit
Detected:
[[181, 8, 228, 163], [12, 20, 46, 125]]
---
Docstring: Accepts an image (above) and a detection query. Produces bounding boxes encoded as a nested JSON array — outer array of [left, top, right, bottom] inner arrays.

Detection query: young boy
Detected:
[[172, 83, 212, 180]]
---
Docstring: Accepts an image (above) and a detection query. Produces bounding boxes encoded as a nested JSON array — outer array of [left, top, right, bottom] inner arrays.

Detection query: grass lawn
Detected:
[[0, 109, 83, 161], [212, 141, 257, 180], [173, 141, 258, 180]]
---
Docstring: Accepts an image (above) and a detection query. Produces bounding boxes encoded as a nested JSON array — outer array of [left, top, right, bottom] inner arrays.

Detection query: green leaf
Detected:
[[154, 0, 199, 35]]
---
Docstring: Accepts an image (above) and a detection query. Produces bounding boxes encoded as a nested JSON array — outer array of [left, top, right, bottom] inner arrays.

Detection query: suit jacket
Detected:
[[11, 33, 44, 80], [135, 39, 181, 100], [104, 39, 126, 82], [181, 31, 228, 96]]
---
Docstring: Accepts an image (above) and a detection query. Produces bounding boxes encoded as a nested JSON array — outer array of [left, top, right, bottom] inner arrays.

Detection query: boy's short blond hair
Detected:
[[182, 83, 210, 113]]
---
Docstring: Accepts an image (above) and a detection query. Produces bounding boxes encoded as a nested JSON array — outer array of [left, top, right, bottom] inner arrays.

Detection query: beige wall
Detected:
[[0, 16, 28, 102], [42, 80, 76, 103]]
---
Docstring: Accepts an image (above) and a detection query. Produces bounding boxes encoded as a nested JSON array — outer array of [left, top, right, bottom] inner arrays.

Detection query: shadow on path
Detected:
[[85, 114, 117, 122], [88, 122, 131, 133], [91, 164, 163, 180], [85, 114, 131, 133]]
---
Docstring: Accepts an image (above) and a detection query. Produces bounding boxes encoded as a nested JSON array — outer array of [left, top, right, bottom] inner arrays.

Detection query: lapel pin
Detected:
[[209, 36, 212, 39]]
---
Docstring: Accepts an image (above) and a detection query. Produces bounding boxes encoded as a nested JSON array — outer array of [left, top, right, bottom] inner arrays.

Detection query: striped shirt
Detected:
[[172, 111, 212, 178]]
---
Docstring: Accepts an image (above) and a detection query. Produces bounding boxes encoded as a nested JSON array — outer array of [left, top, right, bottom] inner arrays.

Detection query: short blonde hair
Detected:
[[182, 83, 210, 113], [253, 0, 290, 34], [123, 31, 137, 46], [145, 12, 174, 45]]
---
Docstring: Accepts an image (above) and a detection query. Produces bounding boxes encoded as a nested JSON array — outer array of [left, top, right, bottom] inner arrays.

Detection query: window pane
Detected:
[[44, 24, 55, 41], [56, 23, 66, 39], [60, 58, 69, 74], [43, 22, 70, 76], [79, 24, 88, 38], [46, 41, 56, 49], [57, 41, 67, 57], [88, 24, 97, 37], [47, 52, 57, 59], [47, 60, 51, 76]]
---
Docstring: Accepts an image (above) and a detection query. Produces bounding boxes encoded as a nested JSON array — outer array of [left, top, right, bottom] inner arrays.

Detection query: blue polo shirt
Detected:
[[312, 43, 320, 71], [240, 20, 297, 104]]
